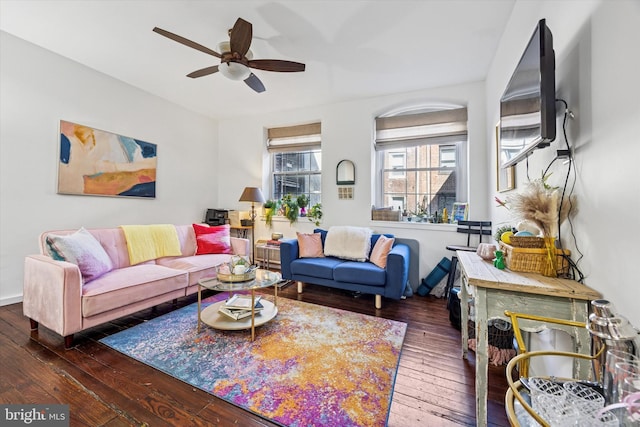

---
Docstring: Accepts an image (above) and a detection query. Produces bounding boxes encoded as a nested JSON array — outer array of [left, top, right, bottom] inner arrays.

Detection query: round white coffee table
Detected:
[[197, 269, 281, 341]]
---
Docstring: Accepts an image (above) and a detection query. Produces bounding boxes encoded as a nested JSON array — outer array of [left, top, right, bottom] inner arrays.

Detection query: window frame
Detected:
[[270, 149, 322, 206], [267, 123, 322, 205], [374, 107, 468, 219]]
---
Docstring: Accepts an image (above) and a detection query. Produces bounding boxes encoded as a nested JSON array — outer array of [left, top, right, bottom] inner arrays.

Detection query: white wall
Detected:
[[487, 0, 640, 327], [0, 32, 219, 305], [216, 81, 490, 288]]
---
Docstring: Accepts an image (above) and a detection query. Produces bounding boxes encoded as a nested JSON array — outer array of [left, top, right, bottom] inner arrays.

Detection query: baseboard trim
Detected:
[[1, 295, 23, 307]]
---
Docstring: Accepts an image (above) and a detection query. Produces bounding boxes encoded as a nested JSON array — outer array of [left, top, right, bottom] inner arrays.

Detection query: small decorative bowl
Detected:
[[271, 232, 283, 240]]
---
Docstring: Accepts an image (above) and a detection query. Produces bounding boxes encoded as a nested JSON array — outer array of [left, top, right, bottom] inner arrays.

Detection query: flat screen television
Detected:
[[499, 19, 556, 168]]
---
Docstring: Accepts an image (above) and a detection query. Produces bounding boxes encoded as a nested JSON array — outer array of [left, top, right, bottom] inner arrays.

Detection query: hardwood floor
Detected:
[[0, 283, 510, 426]]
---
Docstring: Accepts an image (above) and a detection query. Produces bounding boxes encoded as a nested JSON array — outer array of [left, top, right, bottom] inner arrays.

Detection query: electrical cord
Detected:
[[549, 99, 585, 281]]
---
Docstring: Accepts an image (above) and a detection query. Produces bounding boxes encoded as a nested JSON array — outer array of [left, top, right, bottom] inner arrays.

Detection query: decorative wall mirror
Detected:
[[336, 160, 355, 185]]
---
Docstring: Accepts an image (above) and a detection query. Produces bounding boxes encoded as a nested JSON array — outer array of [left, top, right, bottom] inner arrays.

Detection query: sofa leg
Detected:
[[375, 295, 382, 309], [64, 335, 74, 349], [297, 281, 303, 294], [29, 318, 38, 330]]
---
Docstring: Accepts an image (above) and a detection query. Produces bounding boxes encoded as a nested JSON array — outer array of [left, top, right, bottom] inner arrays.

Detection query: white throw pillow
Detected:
[[323, 226, 373, 262], [46, 227, 113, 282]]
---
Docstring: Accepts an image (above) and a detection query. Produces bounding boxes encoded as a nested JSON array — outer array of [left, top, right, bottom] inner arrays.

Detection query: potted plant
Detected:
[[307, 203, 323, 227], [296, 194, 309, 217], [281, 194, 299, 225], [263, 199, 277, 228]]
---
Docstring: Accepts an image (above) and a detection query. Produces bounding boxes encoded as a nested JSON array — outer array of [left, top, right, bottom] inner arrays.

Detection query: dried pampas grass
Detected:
[[506, 177, 575, 238]]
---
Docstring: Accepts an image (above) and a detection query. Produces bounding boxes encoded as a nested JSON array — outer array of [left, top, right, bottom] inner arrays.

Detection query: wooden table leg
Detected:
[[475, 287, 489, 427], [461, 278, 469, 360]]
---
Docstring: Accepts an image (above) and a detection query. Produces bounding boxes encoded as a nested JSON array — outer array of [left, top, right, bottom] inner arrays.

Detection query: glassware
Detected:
[[604, 349, 639, 404], [563, 381, 604, 417], [528, 377, 578, 424], [587, 299, 640, 386], [621, 376, 640, 426], [614, 361, 640, 402]]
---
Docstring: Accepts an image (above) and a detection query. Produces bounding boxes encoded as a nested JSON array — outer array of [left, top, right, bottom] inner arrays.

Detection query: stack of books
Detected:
[[218, 294, 264, 320], [266, 239, 281, 247]]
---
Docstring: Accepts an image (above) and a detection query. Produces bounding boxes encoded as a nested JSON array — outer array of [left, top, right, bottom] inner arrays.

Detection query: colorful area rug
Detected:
[[100, 294, 407, 427]]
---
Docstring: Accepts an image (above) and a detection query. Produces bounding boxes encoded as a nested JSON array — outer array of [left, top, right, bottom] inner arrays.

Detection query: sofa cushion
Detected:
[[297, 232, 324, 258], [82, 264, 188, 317], [46, 227, 113, 282], [192, 223, 232, 255], [334, 261, 386, 286], [370, 235, 395, 269], [290, 257, 345, 280], [157, 253, 232, 286]]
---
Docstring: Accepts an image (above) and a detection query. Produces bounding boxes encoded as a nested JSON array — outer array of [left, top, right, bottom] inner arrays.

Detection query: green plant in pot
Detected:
[[281, 194, 299, 225], [263, 199, 277, 228], [297, 194, 309, 217], [307, 203, 323, 227]]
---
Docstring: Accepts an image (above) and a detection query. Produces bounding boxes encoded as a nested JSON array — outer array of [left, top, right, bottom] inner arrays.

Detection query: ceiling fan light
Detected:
[[219, 62, 251, 81]]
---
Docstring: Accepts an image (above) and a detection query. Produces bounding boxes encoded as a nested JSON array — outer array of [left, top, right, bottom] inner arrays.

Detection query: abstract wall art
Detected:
[[58, 120, 157, 198]]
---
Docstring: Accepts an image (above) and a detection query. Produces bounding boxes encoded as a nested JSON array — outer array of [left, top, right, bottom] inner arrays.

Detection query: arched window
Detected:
[[375, 106, 467, 220]]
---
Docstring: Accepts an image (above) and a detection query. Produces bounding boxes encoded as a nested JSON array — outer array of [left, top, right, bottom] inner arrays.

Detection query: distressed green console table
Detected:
[[457, 250, 601, 426]]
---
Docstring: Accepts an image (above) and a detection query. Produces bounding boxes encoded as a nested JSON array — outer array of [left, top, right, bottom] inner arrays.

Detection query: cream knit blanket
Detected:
[[323, 226, 373, 262]]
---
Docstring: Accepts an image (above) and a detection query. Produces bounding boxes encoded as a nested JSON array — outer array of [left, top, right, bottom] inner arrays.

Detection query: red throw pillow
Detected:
[[192, 223, 232, 255]]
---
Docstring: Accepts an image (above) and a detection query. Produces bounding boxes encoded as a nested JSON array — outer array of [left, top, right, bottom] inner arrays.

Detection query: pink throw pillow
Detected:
[[193, 223, 232, 255], [297, 232, 324, 258], [370, 235, 395, 268]]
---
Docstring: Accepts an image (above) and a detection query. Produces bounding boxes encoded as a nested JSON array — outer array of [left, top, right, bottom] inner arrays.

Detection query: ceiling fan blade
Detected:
[[230, 18, 253, 57], [153, 27, 221, 59], [186, 65, 219, 78], [248, 59, 305, 73], [244, 73, 266, 93]]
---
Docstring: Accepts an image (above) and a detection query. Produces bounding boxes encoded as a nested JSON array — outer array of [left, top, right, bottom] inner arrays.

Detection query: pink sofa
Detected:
[[23, 225, 249, 348]]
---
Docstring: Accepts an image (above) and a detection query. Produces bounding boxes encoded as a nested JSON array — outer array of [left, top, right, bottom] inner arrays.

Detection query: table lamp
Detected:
[[238, 187, 265, 265]]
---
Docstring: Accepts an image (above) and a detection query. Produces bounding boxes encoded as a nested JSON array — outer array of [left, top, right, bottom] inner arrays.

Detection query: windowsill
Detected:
[[262, 216, 460, 231], [369, 220, 458, 232]]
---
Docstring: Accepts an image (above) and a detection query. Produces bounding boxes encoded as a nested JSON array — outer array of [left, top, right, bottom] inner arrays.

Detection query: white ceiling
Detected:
[[1, 0, 515, 120]]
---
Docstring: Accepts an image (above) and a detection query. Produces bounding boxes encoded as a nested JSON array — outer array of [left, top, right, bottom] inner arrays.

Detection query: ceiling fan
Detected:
[[153, 18, 305, 93]]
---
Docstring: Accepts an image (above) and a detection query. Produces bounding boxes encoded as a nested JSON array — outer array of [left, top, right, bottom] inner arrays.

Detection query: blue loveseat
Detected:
[[279, 229, 410, 308]]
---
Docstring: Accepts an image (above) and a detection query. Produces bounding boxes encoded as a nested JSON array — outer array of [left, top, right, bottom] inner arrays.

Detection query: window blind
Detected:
[[375, 107, 467, 150], [267, 123, 321, 152]]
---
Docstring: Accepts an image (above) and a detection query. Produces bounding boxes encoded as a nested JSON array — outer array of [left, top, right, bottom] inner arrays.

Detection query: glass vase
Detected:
[[541, 236, 558, 277]]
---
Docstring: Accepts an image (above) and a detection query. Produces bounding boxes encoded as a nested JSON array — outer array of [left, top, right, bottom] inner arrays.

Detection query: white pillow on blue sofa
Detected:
[[323, 226, 373, 262]]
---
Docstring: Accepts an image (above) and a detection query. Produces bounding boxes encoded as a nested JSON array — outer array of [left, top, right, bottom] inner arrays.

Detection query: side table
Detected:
[[457, 251, 601, 427], [255, 242, 281, 270]]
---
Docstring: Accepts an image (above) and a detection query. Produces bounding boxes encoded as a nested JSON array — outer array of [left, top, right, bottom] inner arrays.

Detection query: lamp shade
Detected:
[[239, 187, 265, 204]]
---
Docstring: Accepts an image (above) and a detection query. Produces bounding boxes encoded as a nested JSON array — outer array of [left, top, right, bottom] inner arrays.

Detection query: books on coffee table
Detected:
[[224, 294, 263, 310], [218, 295, 264, 321]]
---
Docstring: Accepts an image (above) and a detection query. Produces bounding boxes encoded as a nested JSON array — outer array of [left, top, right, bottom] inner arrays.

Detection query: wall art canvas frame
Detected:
[[496, 123, 515, 192], [57, 120, 157, 198], [452, 202, 469, 223]]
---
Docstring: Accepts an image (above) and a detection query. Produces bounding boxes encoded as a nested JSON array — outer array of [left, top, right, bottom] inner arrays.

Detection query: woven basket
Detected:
[[500, 242, 570, 275], [371, 209, 401, 221], [508, 236, 545, 248]]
